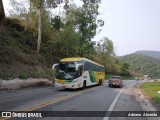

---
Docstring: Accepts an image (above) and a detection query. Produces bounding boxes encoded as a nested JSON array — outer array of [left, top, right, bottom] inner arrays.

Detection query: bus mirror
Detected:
[[76, 64, 83, 71], [52, 63, 58, 70]]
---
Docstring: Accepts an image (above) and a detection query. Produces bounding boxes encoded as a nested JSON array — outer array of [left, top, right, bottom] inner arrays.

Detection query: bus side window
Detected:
[[84, 62, 87, 71], [85, 62, 90, 71]]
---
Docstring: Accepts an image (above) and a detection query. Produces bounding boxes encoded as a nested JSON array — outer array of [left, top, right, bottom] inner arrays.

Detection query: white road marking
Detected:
[[103, 86, 127, 120]]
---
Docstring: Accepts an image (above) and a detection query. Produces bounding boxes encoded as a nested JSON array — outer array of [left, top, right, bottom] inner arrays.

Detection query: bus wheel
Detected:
[[82, 81, 86, 90]]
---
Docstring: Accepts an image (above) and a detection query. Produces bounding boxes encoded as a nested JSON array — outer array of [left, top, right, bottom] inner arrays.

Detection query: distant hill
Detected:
[[135, 50, 160, 59], [119, 53, 160, 79]]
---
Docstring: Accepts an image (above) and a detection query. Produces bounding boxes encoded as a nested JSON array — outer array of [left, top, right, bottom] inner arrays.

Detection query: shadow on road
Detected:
[[107, 84, 127, 89]]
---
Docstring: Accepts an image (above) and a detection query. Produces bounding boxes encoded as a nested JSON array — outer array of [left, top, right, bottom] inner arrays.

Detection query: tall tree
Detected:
[[30, 0, 63, 54], [63, 1, 104, 56], [78, 0, 103, 56], [36, 0, 44, 54]]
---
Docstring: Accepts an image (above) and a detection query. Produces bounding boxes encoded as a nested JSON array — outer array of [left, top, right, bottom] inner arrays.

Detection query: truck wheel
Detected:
[[99, 80, 102, 86], [119, 84, 122, 88]]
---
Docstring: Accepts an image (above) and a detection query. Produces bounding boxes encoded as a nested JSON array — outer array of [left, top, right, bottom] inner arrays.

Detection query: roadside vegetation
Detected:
[[121, 76, 135, 80], [105, 74, 134, 80], [140, 82, 160, 104], [0, 0, 136, 80]]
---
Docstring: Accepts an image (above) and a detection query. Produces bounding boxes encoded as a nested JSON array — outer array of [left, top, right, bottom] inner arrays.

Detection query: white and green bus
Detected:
[[52, 57, 105, 89]]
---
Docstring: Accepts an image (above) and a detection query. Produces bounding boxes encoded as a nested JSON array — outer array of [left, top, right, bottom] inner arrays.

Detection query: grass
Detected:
[[40, 69, 55, 80], [140, 82, 160, 103], [18, 71, 39, 79]]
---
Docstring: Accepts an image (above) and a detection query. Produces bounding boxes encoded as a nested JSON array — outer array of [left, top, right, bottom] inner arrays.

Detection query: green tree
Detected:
[[68, 0, 103, 56], [59, 25, 80, 57], [94, 37, 121, 74], [97, 37, 114, 56], [51, 16, 62, 30], [122, 63, 130, 69], [121, 63, 130, 76]]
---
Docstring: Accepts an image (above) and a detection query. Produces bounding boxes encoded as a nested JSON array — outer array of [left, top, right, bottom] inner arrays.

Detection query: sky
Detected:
[[3, 0, 160, 56]]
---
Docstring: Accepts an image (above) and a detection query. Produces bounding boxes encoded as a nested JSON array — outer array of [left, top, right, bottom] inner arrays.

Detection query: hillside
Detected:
[[119, 53, 160, 78], [0, 18, 55, 80], [135, 50, 160, 59]]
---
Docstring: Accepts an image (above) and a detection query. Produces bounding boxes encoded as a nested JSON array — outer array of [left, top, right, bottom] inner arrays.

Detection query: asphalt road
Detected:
[[0, 80, 158, 120]]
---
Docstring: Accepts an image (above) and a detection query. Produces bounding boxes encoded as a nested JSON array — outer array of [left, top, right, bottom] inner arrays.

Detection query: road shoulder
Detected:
[[0, 78, 53, 91]]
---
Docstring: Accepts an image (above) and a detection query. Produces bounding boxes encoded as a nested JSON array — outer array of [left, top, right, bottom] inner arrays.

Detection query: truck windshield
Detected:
[[112, 76, 120, 79], [56, 62, 79, 80]]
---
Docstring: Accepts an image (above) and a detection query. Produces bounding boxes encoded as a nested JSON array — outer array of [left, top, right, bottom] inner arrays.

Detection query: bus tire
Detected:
[[82, 81, 86, 90]]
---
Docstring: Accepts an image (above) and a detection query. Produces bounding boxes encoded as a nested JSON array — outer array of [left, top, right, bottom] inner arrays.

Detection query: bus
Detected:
[[52, 57, 105, 89]]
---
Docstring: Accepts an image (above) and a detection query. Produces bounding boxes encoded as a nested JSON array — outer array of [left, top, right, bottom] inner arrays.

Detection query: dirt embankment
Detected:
[[0, 78, 53, 91]]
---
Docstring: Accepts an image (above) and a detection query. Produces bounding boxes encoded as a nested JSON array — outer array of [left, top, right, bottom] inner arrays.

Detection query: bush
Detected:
[[1, 73, 12, 80], [18, 71, 39, 79], [18, 71, 31, 79], [40, 69, 54, 81]]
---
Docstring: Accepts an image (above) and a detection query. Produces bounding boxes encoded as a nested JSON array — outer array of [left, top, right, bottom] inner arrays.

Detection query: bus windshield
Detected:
[[56, 62, 79, 80]]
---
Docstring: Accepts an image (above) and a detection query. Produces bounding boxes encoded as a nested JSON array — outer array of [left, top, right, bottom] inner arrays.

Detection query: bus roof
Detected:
[[60, 57, 104, 67]]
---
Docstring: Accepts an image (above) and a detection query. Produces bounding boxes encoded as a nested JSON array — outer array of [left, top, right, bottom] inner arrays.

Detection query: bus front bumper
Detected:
[[55, 82, 82, 89]]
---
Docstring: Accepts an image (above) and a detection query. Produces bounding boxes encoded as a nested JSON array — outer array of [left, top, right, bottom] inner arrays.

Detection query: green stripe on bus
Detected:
[[89, 71, 96, 83], [64, 80, 72, 82]]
